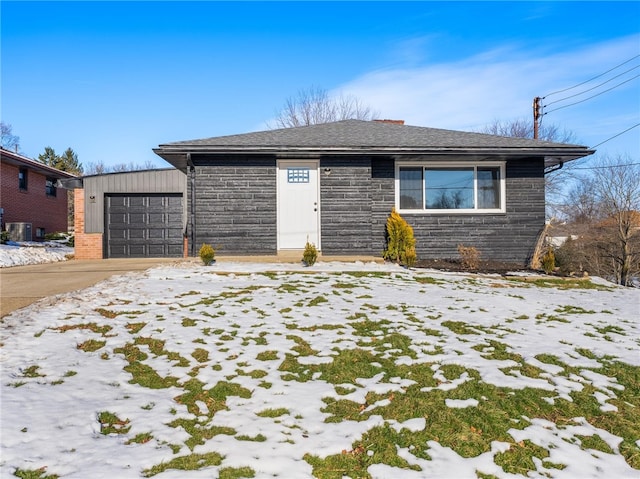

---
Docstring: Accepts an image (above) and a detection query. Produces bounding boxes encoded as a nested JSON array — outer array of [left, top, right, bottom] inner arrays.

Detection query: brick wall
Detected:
[[0, 161, 69, 237], [73, 188, 103, 259]]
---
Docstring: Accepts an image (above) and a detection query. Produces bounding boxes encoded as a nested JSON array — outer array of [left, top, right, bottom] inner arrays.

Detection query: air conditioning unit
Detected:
[[6, 222, 32, 242]]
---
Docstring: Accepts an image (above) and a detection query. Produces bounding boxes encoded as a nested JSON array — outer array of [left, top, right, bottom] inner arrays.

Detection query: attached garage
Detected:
[[63, 169, 187, 259], [105, 193, 184, 258]]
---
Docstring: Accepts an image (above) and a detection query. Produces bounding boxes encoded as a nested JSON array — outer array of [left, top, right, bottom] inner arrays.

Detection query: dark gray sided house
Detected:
[[152, 119, 594, 265]]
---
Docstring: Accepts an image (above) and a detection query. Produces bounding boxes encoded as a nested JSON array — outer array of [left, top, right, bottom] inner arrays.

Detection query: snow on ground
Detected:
[[1, 261, 639, 478], [0, 241, 74, 267]]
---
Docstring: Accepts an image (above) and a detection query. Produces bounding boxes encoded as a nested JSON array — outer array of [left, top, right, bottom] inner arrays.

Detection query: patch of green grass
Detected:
[[236, 434, 267, 442], [256, 350, 279, 361], [13, 468, 59, 479], [287, 335, 318, 356], [594, 325, 626, 336], [218, 467, 256, 479], [555, 305, 596, 314], [125, 432, 153, 445], [308, 295, 329, 306], [494, 440, 549, 475], [21, 365, 45, 378], [473, 340, 521, 362], [442, 321, 479, 335], [95, 308, 144, 318], [53, 323, 112, 336], [125, 322, 147, 334], [505, 277, 611, 290], [97, 411, 130, 435], [167, 417, 235, 450], [77, 339, 106, 352], [577, 434, 615, 454], [305, 423, 421, 479], [174, 379, 251, 417], [142, 451, 223, 477], [191, 348, 209, 363], [256, 408, 289, 418], [124, 362, 179, 389], [415, 276, 445, 285]]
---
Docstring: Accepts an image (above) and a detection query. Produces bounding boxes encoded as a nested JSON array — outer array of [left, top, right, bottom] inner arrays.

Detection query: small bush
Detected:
[[541, 246, 556, 274], [0, 230, 9, 244], [199, 243, 216, 265], [383, 208, 417, 267], [402, 244, 417, 268], [458, 244, 480, 270], [302, 240, 318, 266]]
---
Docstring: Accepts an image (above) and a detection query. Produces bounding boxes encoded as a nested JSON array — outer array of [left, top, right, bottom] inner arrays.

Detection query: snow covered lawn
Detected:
[[0, 242, 74, 268], [1, 262, 638, 478]]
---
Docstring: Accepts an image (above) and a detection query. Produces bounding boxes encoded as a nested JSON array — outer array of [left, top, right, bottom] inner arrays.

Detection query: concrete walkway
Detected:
[[0, 254, 382, 317]]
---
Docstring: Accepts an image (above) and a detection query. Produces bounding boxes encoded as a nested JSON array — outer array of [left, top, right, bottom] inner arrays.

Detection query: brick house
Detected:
[[1, 148, 76, 240], [149, 120, 594, 265]]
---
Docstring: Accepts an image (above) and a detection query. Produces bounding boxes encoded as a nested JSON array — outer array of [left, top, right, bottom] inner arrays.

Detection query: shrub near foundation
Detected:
[[199, 244, 215, 266], [458, 244, 480, 270], [302, 240, 318, 266], [383, 208, 417, 267]]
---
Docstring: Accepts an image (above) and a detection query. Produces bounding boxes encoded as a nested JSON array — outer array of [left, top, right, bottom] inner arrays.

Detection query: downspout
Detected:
[[187, 153, 196, 257]]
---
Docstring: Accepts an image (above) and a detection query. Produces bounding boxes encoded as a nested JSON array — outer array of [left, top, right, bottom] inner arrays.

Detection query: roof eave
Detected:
[[154, 145, 595, 169]]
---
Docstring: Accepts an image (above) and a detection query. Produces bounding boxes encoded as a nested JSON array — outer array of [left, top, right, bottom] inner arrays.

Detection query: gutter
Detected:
[[544, 161, 564, 176]]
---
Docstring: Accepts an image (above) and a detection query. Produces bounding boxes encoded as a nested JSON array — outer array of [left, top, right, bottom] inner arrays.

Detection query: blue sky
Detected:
[[2, 1, 639, 171]]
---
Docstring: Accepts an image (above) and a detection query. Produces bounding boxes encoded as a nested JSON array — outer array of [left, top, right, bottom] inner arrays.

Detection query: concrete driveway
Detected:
[[0, 254, 382, 318], [0, 258, 185, 318]]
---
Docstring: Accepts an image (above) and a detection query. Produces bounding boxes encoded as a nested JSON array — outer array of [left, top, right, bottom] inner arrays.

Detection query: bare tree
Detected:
[[479, 118, 582, 218], [557, 156, 640, 286], [271, 86, 379, 129], [1, 122, 20, 151], [84, 159, 159, 175], [481, 118, 576, 144], [589, 156, 640, 286]]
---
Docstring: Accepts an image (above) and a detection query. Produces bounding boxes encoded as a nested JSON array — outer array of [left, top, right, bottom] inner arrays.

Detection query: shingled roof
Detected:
[[154, 120, 594, 170]]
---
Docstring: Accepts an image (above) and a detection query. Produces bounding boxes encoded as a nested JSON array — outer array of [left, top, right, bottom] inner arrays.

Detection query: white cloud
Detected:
[[334, 35, 640, 153]]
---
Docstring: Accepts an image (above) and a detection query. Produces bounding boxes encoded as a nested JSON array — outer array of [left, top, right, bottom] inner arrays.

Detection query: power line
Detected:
[[543, 74, 640, 115], [571, 161, 640, 170], [589, 123, 640, 150], [544, 64, 640, 107], [543, 54, 640, 98]]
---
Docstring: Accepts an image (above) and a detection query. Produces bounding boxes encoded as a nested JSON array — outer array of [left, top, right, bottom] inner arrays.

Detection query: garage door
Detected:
[[105, 194, 183, 258]]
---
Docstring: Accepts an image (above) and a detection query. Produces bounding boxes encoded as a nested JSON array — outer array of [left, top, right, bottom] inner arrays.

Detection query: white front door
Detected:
[[277, 160, 320, 250]]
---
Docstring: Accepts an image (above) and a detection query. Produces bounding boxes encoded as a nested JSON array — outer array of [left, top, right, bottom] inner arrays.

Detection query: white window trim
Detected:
[[395, 162, 506, 214]]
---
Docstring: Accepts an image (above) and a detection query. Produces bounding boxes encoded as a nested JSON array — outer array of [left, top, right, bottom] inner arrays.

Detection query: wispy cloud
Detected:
[[335, 35, 640, 152]]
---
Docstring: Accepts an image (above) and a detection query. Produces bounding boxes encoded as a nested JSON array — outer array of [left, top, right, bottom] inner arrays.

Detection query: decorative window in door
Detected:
[[287, 168, 310, 183]]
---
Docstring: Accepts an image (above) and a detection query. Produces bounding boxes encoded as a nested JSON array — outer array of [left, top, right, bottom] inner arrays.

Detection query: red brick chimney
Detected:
[[373, 119, 405, 125]]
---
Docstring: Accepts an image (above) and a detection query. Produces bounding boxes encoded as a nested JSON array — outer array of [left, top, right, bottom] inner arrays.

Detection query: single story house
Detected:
[[151, 119, 594, 265], [0, 147, 76, 241]]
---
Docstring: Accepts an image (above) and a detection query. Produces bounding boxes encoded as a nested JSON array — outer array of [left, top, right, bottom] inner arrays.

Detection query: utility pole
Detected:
[[533, 96, 541, 140]]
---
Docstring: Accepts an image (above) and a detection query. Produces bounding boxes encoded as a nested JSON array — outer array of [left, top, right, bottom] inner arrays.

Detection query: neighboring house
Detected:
[[148, 119, 594, 265], [0, 147, 76, 241]]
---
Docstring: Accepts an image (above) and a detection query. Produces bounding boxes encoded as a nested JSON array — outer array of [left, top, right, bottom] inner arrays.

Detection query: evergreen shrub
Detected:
[[199, 243, 216, 265], [383, 208, 417, 267], [302, 240, 318, 266]]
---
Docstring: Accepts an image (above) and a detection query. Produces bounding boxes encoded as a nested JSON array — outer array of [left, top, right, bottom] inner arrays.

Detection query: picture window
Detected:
[[397, 163, 504, 213]]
